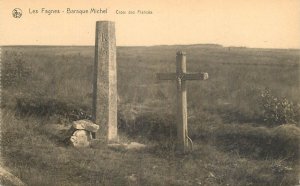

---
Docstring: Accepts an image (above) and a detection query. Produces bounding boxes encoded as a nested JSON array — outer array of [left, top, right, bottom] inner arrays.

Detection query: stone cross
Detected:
[[157, 51, 208, 153], [92, 21, 118, 142]]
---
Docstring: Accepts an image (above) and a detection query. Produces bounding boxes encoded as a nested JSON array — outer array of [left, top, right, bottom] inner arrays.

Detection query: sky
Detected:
[[0, 0, 300, 48]]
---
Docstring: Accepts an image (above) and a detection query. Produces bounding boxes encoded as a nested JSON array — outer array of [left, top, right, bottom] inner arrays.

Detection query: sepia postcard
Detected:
[[0, 0, 299, 185]]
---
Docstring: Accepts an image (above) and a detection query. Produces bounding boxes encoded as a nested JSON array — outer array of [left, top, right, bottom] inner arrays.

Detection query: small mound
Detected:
[[270, 124, 300, 159], [272, 124, 300, 139], [214, 124, 300, 160]]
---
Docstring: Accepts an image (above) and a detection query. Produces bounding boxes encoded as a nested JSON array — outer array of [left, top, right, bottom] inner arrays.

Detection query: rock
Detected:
[[0, 165, 26, 186], [72, 120, 99, 132], [70, 130, 92, 147], [125, 142, 146, 150]]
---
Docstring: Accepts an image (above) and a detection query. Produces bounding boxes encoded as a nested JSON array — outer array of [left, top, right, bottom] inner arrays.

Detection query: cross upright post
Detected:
[[176, 52, 188, 153], [157, 51, 208, 153]]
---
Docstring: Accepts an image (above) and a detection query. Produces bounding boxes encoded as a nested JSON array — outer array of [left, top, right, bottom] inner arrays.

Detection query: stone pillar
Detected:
[[92, 21, 118, 142]]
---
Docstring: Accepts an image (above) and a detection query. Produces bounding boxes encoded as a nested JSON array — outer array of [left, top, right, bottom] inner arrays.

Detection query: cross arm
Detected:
[[157, 73, 177, 80], [183, 72, 208, 80]]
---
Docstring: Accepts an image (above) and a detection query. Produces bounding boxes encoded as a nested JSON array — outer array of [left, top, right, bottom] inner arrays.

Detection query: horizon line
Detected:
[[1, 44, 300, 50]]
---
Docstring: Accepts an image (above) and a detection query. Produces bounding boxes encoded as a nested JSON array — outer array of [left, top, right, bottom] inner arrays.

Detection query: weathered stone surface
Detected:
[[72, 120, 99, 132], [70, 130, 92, 148], [92, 21, 118, 142]]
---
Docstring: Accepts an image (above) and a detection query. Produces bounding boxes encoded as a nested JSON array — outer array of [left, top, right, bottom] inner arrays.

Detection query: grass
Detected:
[[1, 45, 300, 185], [2, 109, 298, 186]]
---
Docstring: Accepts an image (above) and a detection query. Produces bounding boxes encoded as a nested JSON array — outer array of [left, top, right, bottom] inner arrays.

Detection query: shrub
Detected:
[[260, 88, 299, 126]]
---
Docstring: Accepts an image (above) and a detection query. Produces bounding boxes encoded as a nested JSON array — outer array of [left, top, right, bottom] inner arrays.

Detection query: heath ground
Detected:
[[1, 45, 299, 185]]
